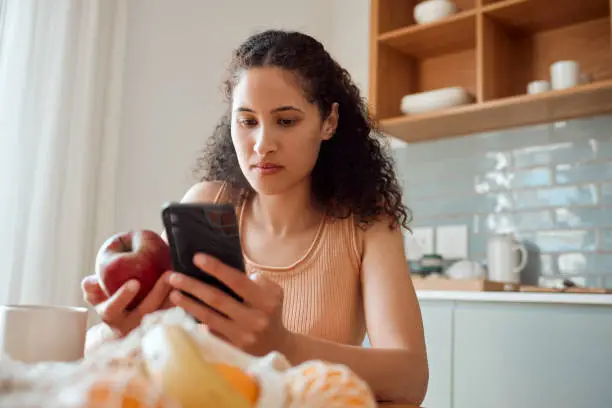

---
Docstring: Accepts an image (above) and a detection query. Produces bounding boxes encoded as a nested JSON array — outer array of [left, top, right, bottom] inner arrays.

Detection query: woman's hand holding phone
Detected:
[[81, 273, 174, 338], [166, 253, 289, 356]]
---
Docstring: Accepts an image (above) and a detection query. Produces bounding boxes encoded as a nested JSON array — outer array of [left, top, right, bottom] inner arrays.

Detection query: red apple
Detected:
[[95, 229, 172, 310]]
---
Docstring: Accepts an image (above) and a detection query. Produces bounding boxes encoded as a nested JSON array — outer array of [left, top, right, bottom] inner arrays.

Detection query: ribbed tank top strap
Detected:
[[212, 181, 229, 204]]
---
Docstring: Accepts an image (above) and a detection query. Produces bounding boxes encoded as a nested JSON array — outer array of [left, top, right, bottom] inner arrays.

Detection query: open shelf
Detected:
[[377, 0, 477, 35], [369, 0, 612, 142], [379, 11, 477, 58], [378, 79, 612, 143], [482, 0, 609, 32], [480, 15, 612, 101]]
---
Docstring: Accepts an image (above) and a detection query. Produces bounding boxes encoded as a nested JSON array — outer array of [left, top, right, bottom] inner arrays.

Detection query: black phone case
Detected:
[[161, 202, 245, 305]]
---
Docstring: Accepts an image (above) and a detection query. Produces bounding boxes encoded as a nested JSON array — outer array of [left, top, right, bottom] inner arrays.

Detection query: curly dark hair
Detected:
[[195, 29, 411, 230]]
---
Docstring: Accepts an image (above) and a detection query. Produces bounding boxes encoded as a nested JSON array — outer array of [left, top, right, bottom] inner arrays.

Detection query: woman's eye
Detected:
[[239, 118, 257, 127], [278, 118, 297, 127]]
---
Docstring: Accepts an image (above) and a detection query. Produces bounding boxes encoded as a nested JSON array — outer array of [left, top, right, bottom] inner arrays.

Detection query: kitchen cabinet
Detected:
[[418, 297, 612, 407], [369, 0, 612, 142], [362, 301, 453, 407], [419, 301, 454, 408]]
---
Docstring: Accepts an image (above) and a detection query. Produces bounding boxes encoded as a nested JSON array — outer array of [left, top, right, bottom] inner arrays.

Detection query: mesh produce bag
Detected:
[[0, 307, 376, 408]]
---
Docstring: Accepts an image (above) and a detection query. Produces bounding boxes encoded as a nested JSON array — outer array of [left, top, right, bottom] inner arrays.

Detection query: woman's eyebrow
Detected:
[[235, 106, 304, 113]]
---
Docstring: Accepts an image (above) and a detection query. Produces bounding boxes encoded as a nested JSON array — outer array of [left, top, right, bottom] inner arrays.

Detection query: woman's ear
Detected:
[[322, 102, 339, 140]]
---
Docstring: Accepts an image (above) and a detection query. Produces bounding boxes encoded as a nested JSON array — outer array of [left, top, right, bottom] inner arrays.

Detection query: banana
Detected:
[[141, 324, 252, 408]]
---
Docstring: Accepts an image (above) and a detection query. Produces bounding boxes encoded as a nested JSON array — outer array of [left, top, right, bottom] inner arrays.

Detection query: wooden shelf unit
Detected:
[[369, 0, 612, 143]]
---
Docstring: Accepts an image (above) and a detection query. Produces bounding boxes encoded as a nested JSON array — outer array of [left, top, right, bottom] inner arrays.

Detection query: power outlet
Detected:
[[436, 224, 468, 259], [408, 227, 435, 260]]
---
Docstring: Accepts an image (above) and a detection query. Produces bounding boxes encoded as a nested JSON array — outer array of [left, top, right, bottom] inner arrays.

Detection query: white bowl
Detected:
[[400, 87, 474, 115], [414, 0, 457, 25]]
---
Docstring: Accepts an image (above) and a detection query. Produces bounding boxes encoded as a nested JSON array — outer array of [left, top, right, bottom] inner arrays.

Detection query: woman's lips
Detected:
[[251, 163, 283, 175]]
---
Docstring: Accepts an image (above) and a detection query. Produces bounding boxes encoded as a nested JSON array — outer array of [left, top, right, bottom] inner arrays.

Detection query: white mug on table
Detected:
[[0, 304, 88, 363]]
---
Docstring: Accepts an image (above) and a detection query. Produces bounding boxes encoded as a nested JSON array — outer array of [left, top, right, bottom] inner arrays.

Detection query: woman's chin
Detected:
[[246, 176, 293, 196]]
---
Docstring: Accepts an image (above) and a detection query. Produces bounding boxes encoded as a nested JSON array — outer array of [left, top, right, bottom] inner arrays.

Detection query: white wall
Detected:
[[328, 0, 371, 93], [114, 0, 333, 232]]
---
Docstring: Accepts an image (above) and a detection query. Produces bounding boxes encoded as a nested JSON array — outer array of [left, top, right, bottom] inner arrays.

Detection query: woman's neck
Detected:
[[249, 179, 323, 236]]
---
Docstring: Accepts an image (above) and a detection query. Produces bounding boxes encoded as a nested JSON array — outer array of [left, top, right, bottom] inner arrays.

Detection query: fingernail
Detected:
[[127, 280, 139, 291], [169, 273, 182, 285], [195, 253, 210, 264]]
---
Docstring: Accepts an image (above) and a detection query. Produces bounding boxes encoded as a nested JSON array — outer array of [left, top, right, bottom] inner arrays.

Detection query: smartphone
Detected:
[[161, 202, 245, 305]]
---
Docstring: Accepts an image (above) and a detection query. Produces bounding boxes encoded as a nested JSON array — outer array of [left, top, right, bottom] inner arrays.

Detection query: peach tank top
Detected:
[[214, 183, 367, 346]]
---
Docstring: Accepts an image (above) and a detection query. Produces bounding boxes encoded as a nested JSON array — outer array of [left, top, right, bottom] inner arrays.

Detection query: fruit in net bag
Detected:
[[283, 360, 376, 408], [96, 230, 172, 310], [85, 369, 179, 408], [140, 324, 252, 408], [212, 362, 260, 405]]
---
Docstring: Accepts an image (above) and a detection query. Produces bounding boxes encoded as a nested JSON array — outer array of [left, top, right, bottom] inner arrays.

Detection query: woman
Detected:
[[82, 29, 428, 404]]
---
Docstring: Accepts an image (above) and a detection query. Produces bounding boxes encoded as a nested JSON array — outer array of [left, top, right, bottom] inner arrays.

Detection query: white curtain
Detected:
[[0, 0, 126, 307]]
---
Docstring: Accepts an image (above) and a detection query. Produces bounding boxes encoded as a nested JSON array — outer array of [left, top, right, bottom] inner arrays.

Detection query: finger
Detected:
[[199, 323, 232, 344], [160, 297, 174, 310], [249, 273, 283, 314], [81, 275, 108, 306], [169, 290, 253, 348], [193, 254, 272, 310], [168, 273, 266, 331], [95, 280, 140, 322], [210, 329, 232, 344], [135, 271, 173, 314]]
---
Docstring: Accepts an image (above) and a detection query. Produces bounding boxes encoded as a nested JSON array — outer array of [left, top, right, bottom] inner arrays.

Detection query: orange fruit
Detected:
[[211, 362, 259, 405], [284, 361, 376, 407], [86, 370, 175, 408]]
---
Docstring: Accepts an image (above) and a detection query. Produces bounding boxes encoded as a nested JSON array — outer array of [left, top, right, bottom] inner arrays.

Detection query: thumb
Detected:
[[250, 272, 283, 299], [81, 275, 108, 306], [249, 271, 271, 286]]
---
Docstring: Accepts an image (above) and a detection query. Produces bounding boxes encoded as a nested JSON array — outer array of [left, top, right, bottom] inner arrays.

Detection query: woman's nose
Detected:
[[253, 127, 277, 156]]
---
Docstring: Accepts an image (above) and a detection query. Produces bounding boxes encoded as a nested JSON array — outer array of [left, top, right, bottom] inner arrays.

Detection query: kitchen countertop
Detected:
[[416, 290, 612, 305]]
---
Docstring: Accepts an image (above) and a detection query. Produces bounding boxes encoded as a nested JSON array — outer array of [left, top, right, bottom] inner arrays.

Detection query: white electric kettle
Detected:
[[487, 233, 528, 284]]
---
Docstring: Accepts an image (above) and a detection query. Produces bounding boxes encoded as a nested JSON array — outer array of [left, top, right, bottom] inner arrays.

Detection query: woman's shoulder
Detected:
[[179, 180, 227, 204], [340, 213, 407, 260]]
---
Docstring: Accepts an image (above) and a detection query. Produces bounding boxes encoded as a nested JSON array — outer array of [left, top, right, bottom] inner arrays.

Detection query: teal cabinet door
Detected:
[[453, 302, 612, 408], [420, 300, 454, 408]]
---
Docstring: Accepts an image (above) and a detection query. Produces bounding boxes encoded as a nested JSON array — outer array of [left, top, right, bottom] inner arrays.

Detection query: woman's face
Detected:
[[230, 67, 337, 196]]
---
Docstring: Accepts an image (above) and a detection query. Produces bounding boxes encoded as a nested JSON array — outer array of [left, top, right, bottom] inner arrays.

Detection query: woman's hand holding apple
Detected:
[[81, 274, 173, 338], [82, 229, 175, 338]]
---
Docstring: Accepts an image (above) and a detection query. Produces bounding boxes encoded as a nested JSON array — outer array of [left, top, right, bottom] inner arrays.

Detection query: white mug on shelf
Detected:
[[550, 60, 581, 90], [486, 233, 528, 284], [0, 304, 88, 363], [527, 80, 551, 94]]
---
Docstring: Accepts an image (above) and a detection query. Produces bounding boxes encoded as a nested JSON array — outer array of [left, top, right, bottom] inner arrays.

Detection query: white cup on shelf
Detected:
[[550, 60, 581, 90], [527, 80, 551, 94]]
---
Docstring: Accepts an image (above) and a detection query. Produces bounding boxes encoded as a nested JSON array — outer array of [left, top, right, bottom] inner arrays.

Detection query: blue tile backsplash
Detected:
[[393, 114, 612, 288]]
